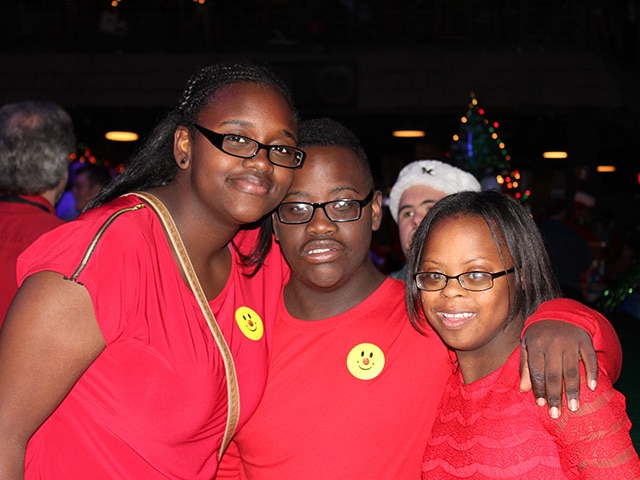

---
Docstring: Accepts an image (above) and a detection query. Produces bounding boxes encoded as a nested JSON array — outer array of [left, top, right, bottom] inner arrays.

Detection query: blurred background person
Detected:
[[0, 100, 76, 324], [55, 189, 79, 220], [387, 159, 481, 280], [71, 163, 112, 214], [55, 161, 82, 221], [539, 196, 594, 304]]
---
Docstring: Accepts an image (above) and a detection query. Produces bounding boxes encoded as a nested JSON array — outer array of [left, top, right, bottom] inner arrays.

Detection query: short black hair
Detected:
[[297, 117, 374, 191]]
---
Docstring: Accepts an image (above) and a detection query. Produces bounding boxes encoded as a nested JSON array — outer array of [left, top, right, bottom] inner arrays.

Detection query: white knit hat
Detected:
[[388, 160, 481, 223]]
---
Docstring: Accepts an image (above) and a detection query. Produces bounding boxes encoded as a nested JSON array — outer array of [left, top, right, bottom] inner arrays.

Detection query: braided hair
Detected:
[[89, 62, 298, 275], [90, 62, 297, 208]]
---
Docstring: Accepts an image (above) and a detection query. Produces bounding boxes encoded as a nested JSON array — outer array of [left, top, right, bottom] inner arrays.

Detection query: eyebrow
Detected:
[[283, 186, 360, 202], [216, 119, 297, 142], [421, 257, 498, 268], [398, 198, 437, 213]]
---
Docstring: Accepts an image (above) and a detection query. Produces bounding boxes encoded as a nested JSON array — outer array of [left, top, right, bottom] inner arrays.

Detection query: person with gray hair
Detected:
[[388, 159, 481, 280], [0, 100, 76, 324]]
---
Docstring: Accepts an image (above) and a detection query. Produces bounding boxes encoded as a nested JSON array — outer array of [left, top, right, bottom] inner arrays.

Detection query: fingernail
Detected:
[[589, 379, 597, 391], [550, 407, 560, 419], [536, 397, 546, 407], [569, 399, 579, 411]]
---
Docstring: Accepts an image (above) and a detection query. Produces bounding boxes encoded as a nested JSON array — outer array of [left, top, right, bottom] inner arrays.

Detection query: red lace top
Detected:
[[422, 348, 640, 479]]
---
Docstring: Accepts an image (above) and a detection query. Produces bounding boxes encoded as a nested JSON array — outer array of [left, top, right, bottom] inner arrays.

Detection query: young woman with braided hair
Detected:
[[0, 62, 304, 479]]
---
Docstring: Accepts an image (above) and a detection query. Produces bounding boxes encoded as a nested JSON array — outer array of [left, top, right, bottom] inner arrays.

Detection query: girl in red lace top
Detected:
[[406, 190, 640, 479]]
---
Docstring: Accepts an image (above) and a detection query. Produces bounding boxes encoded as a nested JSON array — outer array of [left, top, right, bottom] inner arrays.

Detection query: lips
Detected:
[[228, 173, 272, 196], [300, 239, 344, 262], [437, 310, 475, 329]]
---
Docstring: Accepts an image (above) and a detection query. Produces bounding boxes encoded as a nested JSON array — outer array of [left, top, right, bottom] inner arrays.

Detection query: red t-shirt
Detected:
[[220, 278, 453, 479], [16, 195, 288, 479], [0, 194, 64, 324]]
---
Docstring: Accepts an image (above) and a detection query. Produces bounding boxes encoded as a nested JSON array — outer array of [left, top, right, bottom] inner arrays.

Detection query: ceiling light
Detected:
[[392, 130, 425, 138], [105, 130, 139, 142], [542, 151, 568, 159], [596, 165, 616, 172]]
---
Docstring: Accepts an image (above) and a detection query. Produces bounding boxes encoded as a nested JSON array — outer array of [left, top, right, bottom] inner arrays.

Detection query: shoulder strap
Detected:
[[130, 192, 240, 461]]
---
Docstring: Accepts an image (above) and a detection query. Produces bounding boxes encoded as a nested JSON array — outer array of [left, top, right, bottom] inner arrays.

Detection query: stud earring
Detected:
[[180, 158, 187, 165]]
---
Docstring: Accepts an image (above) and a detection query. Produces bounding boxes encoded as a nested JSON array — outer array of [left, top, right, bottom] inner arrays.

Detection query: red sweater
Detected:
[[422, 347, 640, 479]]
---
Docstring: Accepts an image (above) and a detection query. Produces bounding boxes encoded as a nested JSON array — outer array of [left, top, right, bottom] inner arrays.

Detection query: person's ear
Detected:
[[370, 190, 383, 232], [174, 125, 192, 169], [271, 212, 281, 243]]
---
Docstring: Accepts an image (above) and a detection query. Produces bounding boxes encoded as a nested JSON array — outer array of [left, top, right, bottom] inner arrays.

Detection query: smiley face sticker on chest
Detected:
[[234, 306, 264, 341], [346, 343, 386, 380]]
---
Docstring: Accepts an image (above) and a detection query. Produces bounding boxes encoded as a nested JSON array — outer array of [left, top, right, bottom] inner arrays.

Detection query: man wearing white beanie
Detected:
[[388, 159, 481, 280]]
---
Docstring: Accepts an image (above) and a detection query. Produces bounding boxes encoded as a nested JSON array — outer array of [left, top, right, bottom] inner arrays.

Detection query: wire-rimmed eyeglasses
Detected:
[[415, 268, 515, 292], [193, 124, 305, 169], [276, 191, 375, 224]]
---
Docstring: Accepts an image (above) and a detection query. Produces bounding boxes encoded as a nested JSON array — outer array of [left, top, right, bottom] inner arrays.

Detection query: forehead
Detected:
[[400, 184, 447, 207], [201, 82, 295, 129], [425, 215, 504, 262], [290, 145, 368, 194], [207, 82, 279, 105]]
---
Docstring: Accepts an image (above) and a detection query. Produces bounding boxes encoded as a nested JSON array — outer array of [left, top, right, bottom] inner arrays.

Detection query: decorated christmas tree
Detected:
[[448, 93, 530, 203]]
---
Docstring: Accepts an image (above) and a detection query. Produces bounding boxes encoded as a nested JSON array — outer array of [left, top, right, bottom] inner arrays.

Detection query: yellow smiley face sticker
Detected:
[[234, 306, 264, 341], [346, 343, 385, 380]]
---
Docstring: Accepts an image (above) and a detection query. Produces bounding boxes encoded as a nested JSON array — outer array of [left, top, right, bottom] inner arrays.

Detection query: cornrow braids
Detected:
[[90, 62, 297, 209]]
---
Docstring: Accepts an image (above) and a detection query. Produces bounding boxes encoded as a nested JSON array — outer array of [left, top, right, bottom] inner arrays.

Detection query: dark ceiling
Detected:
[[2, 0, 640, 227]]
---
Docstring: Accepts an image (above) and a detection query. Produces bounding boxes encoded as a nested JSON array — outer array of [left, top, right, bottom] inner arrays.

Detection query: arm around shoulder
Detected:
[[0, 271, 105, 479], [524, 298, 622, 381]]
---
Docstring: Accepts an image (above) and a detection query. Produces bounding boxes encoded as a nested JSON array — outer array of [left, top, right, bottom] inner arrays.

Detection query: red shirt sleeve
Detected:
[[523, 298, 622, 382]]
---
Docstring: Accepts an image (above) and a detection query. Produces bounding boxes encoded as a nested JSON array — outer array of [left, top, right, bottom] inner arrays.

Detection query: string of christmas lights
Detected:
[[449, 92, 530, 203]]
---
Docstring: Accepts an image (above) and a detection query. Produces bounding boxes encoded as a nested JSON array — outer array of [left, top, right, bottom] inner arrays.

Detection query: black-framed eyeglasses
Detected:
[[276, 190, 375, 224], [415, 268, 515, 292], [193, 123, 305, 169]]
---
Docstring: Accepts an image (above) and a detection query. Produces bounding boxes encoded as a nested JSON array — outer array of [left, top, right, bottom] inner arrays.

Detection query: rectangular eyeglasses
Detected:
[[193, 123, 305, 169], [276, 190, 375, 224], [415, 268, 515, 292]]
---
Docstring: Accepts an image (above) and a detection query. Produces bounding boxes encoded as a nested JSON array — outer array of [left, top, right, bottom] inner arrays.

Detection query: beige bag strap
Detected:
[[130, 192, 240, 460]]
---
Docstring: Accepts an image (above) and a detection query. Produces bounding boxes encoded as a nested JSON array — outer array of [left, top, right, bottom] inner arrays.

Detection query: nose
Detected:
[[412, 211, 426, 228], [441, 276, 466, 297], [306, 206, 336, 233], [242, 148, 272, 172]]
